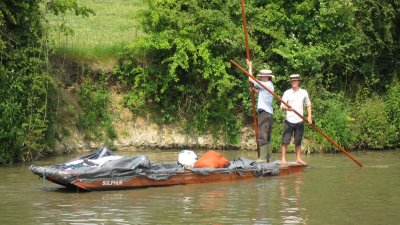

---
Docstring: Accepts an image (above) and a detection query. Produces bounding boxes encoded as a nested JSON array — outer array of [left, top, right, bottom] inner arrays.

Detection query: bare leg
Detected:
[[281, 144, 288, 166], [295, 145, 306, 165]]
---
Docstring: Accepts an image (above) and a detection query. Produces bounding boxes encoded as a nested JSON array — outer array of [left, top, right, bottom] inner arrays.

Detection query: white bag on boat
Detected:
[[178, 150, 198, 168]]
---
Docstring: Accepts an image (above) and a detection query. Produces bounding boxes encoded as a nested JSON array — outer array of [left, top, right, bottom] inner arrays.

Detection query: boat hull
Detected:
[[30, 148, 307, 191], [70, 163, 307, 191]]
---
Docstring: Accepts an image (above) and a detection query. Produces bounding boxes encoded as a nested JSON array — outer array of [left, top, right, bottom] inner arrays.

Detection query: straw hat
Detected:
[[258, 69, 275, 78], [289, 74, 301, 81]]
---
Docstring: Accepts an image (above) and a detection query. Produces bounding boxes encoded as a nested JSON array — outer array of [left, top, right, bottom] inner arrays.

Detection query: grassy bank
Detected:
[[46, 0, 144, 63]]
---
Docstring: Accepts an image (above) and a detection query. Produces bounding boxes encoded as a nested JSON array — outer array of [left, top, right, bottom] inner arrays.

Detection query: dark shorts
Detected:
[[257, 110, 273, 146], [281, 120, 304, 146]]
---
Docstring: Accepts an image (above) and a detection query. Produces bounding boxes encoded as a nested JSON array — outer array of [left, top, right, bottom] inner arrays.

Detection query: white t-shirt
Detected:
[[281, 88, 311, 123]]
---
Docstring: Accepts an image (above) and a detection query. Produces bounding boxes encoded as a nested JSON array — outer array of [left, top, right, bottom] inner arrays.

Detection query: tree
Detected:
[[117, 0, 400, 148], [0, 0, 93, 164], [116, 0, 250, 143]]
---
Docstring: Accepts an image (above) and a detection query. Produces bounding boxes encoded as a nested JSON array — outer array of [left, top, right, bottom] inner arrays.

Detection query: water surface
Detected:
[[0, 150, 399, 225]]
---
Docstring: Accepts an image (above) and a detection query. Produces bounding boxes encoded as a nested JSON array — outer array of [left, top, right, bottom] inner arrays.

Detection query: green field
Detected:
[[47, 0, 144, 62]]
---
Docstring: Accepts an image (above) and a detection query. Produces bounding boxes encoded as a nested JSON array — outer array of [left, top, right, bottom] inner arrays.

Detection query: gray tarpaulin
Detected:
[[31, 147, 280, 184], [190, 157, 279, 176]]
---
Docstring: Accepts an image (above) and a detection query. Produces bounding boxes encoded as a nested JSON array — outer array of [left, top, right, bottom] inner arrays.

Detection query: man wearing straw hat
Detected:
[[247, 60, 274, 162], [280, 74, 312, 166]]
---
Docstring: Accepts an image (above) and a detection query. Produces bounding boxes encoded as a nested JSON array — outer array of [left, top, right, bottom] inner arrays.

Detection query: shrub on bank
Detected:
[[78, 73, 116, 142], [352, 95, 396, 149], [306, 91, 356, 153], [385, 82, 400, 147], [269, 84, 399, 153]]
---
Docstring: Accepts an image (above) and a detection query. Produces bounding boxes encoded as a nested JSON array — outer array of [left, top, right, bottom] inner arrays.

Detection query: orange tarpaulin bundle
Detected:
[[193, 150, 230, 168]]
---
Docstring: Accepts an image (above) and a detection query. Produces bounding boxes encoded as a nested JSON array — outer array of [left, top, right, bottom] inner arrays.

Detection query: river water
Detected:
[[0, 150, 399, 225]]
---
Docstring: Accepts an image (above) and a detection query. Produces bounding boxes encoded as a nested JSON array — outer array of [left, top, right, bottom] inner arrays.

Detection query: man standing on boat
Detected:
[[247, 60, 274, 162], [280, 74, 312, 166]]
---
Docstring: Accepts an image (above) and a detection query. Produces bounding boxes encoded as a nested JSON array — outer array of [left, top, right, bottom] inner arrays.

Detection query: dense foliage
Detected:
[[1, 0, 399, 164], [116, 0, 400, 150], [1, 1, 50, 163], [0, 0, 92, 164], [116, 1, 249, 142], [78, 72, 116, 142], [249, 0, 399, 92]]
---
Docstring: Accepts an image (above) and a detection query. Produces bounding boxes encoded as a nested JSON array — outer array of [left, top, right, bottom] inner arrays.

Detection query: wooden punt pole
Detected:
[[240, 0, 260, 158]]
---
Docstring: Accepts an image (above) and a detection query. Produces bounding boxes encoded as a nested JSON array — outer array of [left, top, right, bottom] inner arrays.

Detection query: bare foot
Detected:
[[280, 160, 289, 167], [296, 159, 307, 165]]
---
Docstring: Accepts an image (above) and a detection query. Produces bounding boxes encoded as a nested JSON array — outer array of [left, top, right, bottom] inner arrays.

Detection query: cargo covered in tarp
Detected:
[[30, 147, 301, 191]]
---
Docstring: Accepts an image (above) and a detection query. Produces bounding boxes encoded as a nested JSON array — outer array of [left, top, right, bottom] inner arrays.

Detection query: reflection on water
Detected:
[[279, 174, 307, 224], [0, 150, 400, 224]]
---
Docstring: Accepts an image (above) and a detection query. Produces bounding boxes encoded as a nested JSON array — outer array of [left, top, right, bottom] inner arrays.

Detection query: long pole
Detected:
[[240, 0, 251, 60], [230, 60, 365, 168], [240, 0, 260, 158]]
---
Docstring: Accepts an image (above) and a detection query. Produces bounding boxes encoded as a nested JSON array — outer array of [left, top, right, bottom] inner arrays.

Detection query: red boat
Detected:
[[30, 147, 307, 191]]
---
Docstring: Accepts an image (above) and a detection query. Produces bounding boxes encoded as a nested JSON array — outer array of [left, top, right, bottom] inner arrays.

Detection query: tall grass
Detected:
[[46, 0, 144, 62]]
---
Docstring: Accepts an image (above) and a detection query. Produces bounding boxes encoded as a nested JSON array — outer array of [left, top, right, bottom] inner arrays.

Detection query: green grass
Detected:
[[47, 0, 144, 63]]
